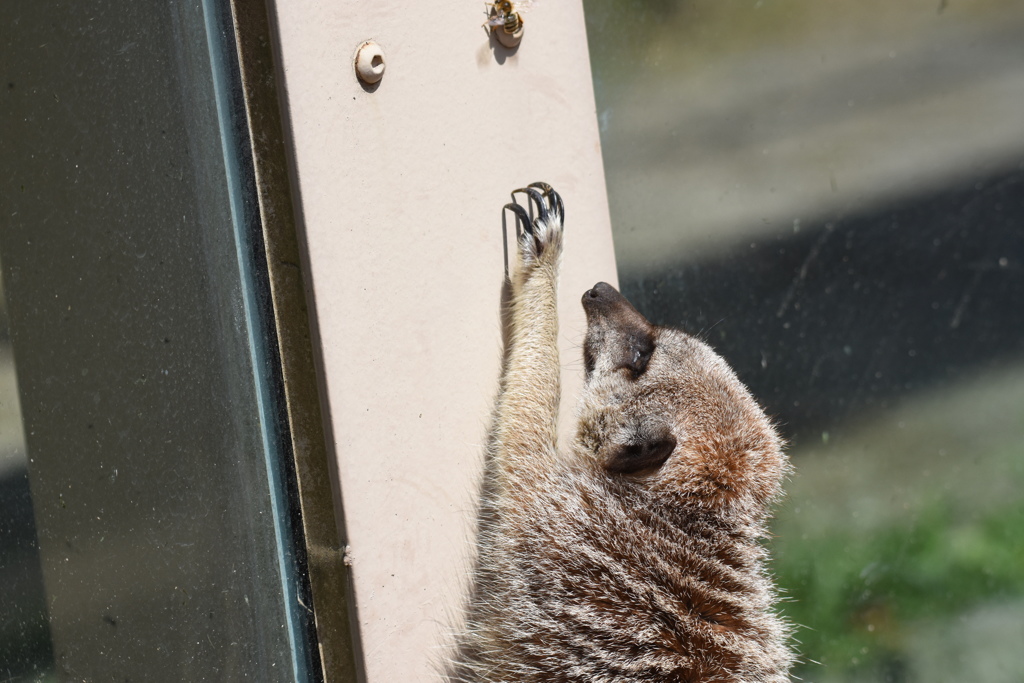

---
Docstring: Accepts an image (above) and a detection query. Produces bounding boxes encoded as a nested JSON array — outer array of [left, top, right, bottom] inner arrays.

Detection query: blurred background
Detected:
[[581, 0, 1024, 681], [0, 269, 49, 679]]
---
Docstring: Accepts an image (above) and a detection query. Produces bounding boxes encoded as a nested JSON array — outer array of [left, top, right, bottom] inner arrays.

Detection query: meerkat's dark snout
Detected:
[[582, 281, 627, 309], [581, 282, 651, 330], [582, 282, 656, 379]]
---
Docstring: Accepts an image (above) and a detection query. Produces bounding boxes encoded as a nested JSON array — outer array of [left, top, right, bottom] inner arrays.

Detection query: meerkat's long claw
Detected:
[[526, 182, 564, 223], [548, 189, 564, 222], [503, 202, 533, 236], [516, 187, 549, 223]]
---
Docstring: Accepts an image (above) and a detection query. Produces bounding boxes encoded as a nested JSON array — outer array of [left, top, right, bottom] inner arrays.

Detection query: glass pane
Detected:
[[583, 1, 1024, 682], [0, 2, 317, 681]]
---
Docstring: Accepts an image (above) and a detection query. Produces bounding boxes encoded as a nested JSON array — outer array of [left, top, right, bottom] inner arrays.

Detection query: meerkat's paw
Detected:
[[504, 182, 564, 274]]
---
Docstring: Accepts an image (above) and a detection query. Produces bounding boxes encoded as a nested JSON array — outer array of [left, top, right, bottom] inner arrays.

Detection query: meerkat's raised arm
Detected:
[[488, 183, 564, 493]]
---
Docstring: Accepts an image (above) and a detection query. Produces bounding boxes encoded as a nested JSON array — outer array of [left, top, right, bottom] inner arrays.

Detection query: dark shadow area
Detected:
[[0, 468, 54, 681], [485, 26, 521, 65], [620, 165, 1024, 447]]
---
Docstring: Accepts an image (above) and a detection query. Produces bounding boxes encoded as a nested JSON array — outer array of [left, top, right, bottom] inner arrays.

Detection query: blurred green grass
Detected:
[[769, 365, 1024, 681], [774, 499, 1024, 680]]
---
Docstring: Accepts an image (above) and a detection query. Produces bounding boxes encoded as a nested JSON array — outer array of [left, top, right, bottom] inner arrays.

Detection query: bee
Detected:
[[485, 0, 534, 36]]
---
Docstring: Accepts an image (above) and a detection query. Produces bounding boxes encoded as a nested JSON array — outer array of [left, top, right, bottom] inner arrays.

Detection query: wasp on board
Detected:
[[484, 0, 534, 46]]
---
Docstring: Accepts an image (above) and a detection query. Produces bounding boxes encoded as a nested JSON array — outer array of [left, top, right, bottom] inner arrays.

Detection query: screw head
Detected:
[[354, 41, 386, 85]]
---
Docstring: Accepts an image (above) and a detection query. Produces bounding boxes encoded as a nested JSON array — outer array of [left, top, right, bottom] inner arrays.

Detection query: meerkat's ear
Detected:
[[604, 428, 677, 475]]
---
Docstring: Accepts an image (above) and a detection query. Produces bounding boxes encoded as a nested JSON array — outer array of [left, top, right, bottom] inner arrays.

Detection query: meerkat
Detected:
[[447, 183, 793, 682]]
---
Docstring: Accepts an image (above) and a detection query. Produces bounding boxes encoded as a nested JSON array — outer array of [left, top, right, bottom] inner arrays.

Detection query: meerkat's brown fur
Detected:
[[447, 184, 793, 682]]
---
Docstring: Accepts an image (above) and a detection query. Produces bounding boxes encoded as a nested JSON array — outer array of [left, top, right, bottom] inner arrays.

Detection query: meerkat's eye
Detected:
[[617, 333, 654, 378]]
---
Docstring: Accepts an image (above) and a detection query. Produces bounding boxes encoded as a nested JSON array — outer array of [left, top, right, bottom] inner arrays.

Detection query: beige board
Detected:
[[268, 1, 617, 680]]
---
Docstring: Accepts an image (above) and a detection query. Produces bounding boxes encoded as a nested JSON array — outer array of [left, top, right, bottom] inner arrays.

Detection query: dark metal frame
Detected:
[[220, 2, 361, 680]]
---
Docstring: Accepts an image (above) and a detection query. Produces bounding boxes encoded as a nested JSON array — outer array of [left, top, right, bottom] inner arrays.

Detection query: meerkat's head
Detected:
[[575, 282, 786, 512]]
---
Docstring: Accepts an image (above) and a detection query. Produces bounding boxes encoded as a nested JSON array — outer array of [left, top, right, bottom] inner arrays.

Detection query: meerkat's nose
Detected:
[[582, 282, 653, 329], [583, 282, 626, 310], [584, 282, 619, 301]]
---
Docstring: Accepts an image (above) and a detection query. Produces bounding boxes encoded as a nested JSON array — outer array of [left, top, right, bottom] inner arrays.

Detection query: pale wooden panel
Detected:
[[269, 2, 617, 680]]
